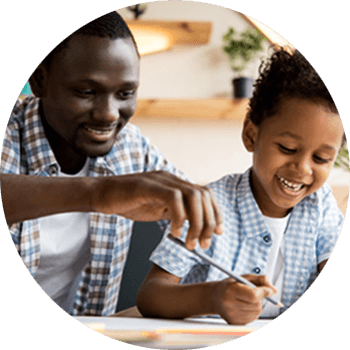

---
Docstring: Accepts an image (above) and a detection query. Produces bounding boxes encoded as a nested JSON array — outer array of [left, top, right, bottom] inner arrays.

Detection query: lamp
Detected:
[[127, 20, 212, 56], [128, 24, 174, 56]]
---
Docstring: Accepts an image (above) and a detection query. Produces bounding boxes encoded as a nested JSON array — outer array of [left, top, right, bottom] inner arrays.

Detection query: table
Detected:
[[75, 307, 271, 349]]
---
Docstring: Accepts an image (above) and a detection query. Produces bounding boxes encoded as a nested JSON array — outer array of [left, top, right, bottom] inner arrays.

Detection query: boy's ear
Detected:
[[28, 65, 48, 97], [242, 117, 259, 152]]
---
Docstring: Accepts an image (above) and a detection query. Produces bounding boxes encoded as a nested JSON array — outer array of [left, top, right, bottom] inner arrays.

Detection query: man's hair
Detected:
[[42, 11, 138, 68], [247, 46, 338, 126]]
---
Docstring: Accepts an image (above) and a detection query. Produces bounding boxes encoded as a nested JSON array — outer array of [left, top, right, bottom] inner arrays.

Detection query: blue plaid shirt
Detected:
[[150, 169, 343, 313], [1, 95, 184, 316]]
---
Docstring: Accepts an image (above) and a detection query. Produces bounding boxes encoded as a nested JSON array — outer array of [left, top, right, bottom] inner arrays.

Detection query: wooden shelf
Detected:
[[126, 20, 212, 45], [134, 98, 250, 120]]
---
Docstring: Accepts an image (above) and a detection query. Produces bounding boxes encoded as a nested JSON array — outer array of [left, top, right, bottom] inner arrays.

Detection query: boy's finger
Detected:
[[242, 274, 277, 293], [255, 286, 275, 301]]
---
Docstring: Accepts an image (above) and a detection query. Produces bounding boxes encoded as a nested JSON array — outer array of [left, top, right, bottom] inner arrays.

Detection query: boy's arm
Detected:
[[136, 265, 276, 325], [318, 260, 327, 272]]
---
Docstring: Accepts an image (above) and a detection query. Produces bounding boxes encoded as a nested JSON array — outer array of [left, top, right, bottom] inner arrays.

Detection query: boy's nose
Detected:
[[295, 156, 313, 176]]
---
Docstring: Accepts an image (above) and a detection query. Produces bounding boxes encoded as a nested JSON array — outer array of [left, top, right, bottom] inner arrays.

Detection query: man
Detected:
[[0, 11, 224, 316]]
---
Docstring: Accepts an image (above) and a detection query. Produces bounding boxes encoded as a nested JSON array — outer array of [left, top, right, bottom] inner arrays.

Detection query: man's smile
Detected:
[[82, 124, 117, 142]]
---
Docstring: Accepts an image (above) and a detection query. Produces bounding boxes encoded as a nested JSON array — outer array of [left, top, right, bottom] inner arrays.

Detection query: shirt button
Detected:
[[253, 267, 261, 274], [263, 235, 271, 243]]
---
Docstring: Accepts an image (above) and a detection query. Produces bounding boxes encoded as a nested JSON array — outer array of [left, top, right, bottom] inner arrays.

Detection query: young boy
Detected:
[[136, 47, 345, 325]]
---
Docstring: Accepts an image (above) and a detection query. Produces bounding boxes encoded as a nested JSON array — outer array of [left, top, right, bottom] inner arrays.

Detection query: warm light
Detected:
[[129, 25, 174, 56]]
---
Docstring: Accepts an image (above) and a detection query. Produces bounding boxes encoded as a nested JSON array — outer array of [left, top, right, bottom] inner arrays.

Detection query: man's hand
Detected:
[[92, 171, 224, 249], [1, 171, 223, 249], [211, 274, 276, 325]]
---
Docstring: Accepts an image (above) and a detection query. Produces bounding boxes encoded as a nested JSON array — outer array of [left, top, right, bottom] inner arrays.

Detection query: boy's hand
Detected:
[[92, 170, 224, 249], [212, 274, 276, 325]]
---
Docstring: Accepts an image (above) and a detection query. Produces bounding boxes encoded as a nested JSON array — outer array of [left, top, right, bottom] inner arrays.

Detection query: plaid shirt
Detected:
[[150, 169, 343, 313], [1, 95, 184, 316]]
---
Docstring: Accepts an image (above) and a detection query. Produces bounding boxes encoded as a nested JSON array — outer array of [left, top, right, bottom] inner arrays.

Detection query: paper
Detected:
[[75, 316, 271, 349]]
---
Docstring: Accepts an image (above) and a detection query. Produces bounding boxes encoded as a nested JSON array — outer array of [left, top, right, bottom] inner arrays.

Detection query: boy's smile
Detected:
[[276, 174, 305, 193], [34, 35, 140, 173], [243, 98, 344, 218]]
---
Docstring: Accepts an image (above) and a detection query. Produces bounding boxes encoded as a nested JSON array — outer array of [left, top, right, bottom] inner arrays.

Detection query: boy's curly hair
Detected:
[[247, 46, 338, 126]]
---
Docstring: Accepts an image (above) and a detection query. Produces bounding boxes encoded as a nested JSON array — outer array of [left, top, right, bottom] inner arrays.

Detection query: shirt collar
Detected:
[[22, 96, 58, 175], [237, 168, 268, 237], [236, 168, 320, 237]]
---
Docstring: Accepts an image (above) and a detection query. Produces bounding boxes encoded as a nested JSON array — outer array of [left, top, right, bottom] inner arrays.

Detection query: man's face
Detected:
[[39, 35, 140, 165]]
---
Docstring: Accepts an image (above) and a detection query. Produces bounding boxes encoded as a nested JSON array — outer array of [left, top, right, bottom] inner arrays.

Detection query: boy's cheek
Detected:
[[311, 172, 330, 193]]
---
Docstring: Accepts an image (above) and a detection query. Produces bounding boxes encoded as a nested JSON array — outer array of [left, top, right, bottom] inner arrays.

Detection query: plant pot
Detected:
[[232, 77, 253, 98]]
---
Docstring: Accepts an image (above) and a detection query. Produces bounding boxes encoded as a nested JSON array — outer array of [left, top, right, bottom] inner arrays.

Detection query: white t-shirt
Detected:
[[34, 160, 91, 313], [260, 214, 290, 318]]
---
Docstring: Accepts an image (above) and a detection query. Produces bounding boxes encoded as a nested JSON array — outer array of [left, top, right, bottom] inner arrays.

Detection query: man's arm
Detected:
[[0, 173, 92, 225], [0, 171, 223, 249]]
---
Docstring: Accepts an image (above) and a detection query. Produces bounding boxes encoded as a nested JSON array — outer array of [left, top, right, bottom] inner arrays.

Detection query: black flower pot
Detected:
[[232, 77, 253, 98]]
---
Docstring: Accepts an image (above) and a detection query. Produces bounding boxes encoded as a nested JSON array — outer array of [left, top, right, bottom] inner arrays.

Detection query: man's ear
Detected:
[[28, 65, 48, 97], [242, 117, 259, 152]]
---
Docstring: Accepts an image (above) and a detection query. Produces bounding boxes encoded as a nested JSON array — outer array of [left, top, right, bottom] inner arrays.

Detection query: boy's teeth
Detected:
[[277, 175, 303, 192]]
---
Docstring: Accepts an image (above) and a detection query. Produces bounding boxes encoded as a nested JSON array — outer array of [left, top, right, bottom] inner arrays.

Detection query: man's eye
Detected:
[[76, 89, 94, 96], [118, 90, 135, 99]]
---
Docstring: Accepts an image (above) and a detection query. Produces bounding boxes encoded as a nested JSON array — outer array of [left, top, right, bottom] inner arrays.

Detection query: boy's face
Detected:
[[35, 35, 140, 164], [243, 98, 344, 218]]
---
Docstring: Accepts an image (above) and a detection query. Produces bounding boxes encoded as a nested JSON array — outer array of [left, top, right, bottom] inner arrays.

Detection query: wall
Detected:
[[119, 1, 269, 99]]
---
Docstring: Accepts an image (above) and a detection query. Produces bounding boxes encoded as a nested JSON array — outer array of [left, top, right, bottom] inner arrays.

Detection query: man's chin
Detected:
[[73, 142, 114, 159]]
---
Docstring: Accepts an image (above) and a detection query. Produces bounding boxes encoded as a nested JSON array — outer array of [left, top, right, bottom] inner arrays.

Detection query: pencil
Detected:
[[167, 234, 284, 308]]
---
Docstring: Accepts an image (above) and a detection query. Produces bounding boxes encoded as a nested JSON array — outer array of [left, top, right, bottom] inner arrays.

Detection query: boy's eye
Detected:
[[278, 144, 296, 153], [313, 155, 330, 164]]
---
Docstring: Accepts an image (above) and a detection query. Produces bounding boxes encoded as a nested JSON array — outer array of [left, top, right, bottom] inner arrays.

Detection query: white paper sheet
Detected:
[[74, 316, 271, 349], [75, 315, 270, 331]]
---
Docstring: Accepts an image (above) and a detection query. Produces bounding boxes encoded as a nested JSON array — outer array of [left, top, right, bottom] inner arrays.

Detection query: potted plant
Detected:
[[222, 27, 266, 98], [335, 143, 349, 171]]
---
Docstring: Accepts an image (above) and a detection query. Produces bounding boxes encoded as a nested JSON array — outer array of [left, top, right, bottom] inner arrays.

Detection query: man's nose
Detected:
[[93, 96, 119, 123]]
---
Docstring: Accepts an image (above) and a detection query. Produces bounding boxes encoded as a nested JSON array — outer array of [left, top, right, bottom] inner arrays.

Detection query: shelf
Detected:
[[126, 20, 212, 45], [134, 98, 250, 120]]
